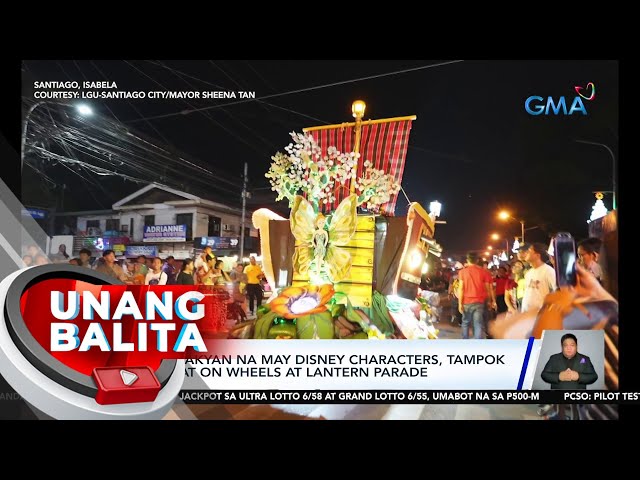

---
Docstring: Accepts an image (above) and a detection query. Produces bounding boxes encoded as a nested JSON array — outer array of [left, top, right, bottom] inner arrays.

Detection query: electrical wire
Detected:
[[123, 60, 270, 157], [400, 185, 412, 205], [25, 162, 58, 188], [90, 60, 172, 146], [127, 60, 465, 123], [209, 60, 245, 90], [73, 60, 122, 124], [24, 104, 244, 197], [244, 61, 277, 92], [57, 161, 110, 209], [144, 60, 227, 89], [144, 60, 329, 126], [26, 103, 235, 185], [208, 60, 321, 135], [257, 101, 329, 125], [159, 60, 277, 151]]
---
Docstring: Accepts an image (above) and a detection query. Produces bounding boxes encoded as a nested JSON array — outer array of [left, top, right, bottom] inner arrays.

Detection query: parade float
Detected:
[[231, 101, 443, 340]]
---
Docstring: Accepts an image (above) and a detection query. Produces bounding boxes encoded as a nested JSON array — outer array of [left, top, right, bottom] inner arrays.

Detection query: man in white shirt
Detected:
[[194, 245, 214, 272], [521, 243, 557, 313], [145, 257, 168, 285]]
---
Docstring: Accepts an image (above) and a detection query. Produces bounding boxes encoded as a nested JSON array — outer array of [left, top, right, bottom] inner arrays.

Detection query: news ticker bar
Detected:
[[178, 390, 640, 405]]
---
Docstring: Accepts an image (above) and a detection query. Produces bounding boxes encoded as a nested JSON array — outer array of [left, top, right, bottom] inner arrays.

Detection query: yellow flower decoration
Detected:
[[366, 325, 387, 340], [270, 284, 335, 319]]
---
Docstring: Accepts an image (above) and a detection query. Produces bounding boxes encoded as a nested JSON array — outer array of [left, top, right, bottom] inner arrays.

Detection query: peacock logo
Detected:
[[575, 82, 596, 101]]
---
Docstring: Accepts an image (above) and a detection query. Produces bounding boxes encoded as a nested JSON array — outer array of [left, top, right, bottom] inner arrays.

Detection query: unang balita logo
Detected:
[[525, 82, 595, 116]]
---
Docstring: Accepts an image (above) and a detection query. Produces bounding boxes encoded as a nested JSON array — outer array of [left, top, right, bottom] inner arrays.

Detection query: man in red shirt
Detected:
[[494, 266, 510, 313], [458, 252, 496, 339]]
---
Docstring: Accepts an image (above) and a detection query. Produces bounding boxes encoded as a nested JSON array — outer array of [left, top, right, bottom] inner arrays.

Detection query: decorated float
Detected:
[[231, 101, 443, 340]]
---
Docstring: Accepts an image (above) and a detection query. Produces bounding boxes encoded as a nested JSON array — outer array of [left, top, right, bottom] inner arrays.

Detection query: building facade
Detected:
[[73, 183, 258, 259]]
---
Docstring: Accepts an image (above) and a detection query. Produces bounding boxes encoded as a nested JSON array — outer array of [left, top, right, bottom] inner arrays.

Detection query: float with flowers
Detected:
[[231, 101, 443, 340]]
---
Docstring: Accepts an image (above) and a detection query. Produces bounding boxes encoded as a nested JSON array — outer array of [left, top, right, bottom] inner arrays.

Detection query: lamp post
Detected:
[[491, 232, 509, 255], [429, 200, 442, 218], [575, 139, 616, 210], [498, 211, 526, 244], [239, 162, 248, 262], [350, 100, 366, 194], [21, 101, 93, 173]]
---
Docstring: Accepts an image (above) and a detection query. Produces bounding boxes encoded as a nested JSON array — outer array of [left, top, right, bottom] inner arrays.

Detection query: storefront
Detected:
[[74, 183, 260, 261]]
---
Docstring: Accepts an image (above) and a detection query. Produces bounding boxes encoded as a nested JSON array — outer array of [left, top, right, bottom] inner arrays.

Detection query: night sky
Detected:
[[21, 60, 618, 254]]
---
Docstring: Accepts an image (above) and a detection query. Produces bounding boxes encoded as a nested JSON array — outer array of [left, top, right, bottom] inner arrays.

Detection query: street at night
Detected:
[[0, 60, 620, 421]]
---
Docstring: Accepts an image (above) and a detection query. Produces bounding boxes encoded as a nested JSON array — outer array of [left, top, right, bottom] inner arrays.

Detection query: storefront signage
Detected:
[[125, 245, 158, 257], [143, 225, 187, 242], [194, 236, 239, 250]]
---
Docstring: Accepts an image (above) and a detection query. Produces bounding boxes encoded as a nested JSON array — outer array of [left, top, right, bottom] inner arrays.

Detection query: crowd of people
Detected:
[[441, 236, 616, 420], [22, 243, 269, 322], [432, 237, 608, 341], [21, 244, 53, 266]]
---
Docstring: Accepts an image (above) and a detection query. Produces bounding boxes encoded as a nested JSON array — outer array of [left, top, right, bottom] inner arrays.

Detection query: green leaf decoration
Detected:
[[331, 292, 367, 327], [345, 332, 369, 340], [370, 291, 395, 335], [296, 311, 335, 339], [267, 323, 297, 339], [253, 311, 278, 339], [256, 304, 271, 318], [332, 291, 349, 305], [343, 298, 370, 330], [330, 302, 345, 318]]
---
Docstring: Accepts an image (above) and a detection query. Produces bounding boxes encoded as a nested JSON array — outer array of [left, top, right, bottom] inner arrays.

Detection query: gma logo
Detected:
[[525, 96, 588, 116]]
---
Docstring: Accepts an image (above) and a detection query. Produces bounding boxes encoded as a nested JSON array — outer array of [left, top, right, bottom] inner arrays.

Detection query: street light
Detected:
[[575, 139, 616, 210], [429, 200, 442, 218], [351, 100, 366, 118], [490, 232, 509, 253], [498, 210, 526, 244], [76, 104, 93, 116], [21, 101, 93, 173]]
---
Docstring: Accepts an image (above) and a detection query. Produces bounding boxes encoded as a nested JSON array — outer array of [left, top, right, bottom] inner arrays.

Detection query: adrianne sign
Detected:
[[143, 224, 187, 242]]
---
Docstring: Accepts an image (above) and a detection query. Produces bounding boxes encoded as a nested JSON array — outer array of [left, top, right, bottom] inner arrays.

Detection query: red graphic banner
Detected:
[[21, 280, 227, 375]]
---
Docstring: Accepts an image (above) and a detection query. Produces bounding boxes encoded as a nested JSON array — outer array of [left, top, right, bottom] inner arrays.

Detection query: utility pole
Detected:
[[239, 162, 248, 262], [575, 139, 617, 210]]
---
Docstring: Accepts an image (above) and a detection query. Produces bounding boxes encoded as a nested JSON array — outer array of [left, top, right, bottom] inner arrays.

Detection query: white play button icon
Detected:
[[120, 370, 138, 386]]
